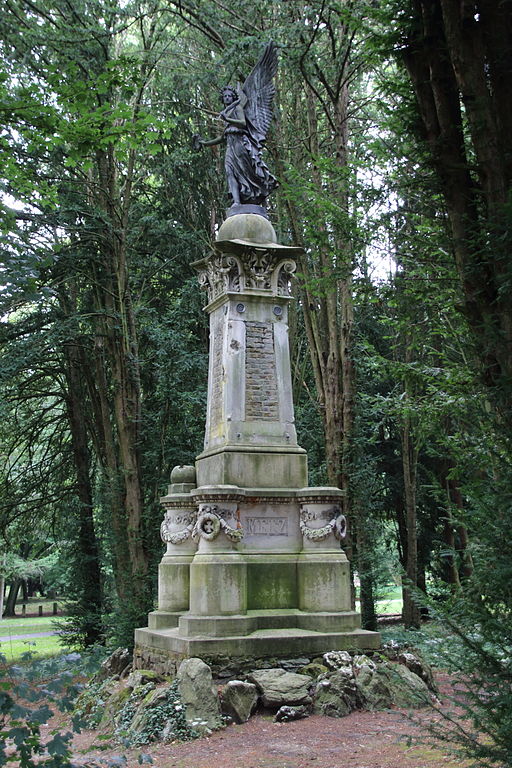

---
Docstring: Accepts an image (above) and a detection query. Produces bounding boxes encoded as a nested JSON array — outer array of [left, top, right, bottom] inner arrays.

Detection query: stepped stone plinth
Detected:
[[134, 212, 379, 672]]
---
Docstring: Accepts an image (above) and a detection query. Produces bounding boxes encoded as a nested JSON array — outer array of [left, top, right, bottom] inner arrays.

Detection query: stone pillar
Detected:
[[192, 214, 307, 489], [179, 487, 250, 638], [149, 466, 197, 630], [297, 489, 352, 620]]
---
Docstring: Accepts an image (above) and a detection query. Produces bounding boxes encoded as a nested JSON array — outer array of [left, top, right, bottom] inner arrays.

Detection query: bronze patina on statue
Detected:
[[193, 42, 278, 219]]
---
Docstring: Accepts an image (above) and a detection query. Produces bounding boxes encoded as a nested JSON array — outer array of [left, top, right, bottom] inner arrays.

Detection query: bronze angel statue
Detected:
[[193, 42, 278, 210]]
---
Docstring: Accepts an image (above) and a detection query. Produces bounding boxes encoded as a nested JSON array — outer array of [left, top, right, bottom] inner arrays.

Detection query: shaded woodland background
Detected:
[[1, 1, 511, 746]]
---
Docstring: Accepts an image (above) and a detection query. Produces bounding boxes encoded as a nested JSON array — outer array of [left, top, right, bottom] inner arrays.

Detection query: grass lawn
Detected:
[[0, 616, 56, 634], [0, 634, 70, 662], [356, 583, 403, 616], [0, 613, 70, 662]]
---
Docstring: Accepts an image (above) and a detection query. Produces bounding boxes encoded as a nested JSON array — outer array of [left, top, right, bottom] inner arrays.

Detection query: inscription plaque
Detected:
[[246, 517, 288, 536]]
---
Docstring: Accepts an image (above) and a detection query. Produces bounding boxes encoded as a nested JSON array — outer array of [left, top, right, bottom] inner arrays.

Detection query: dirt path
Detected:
[[68, 673, 463, 768]]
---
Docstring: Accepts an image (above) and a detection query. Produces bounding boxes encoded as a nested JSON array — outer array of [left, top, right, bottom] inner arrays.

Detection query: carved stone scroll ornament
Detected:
[[276, 260, 296, 296], [192, 504, 244, 543], [160, 510, 196, 545], [197, 254, 240, 302], [299, 505, 347, 542]]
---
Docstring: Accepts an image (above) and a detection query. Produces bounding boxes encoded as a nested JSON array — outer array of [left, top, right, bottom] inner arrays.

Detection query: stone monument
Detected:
[[134, 43, 379, 671]]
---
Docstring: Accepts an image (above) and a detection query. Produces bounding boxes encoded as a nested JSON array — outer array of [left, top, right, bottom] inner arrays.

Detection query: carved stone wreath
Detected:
[[299, 506, 347, 542], [160, 511, 196, 545], [192, 504, 244, 543]]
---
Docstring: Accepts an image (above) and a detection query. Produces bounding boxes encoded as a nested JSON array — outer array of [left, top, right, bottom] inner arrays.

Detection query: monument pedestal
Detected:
[[135, 213, 379, 673]]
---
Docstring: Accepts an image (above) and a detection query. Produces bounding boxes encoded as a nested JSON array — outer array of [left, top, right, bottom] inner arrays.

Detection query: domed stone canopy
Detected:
[[216, 213, 277, 245]]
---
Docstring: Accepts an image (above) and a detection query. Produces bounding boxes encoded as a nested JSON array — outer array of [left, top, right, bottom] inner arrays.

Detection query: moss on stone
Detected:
[[247, 562, 297, 609]]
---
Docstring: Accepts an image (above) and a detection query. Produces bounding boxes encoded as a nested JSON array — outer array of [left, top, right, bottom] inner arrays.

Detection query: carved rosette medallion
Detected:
[[299, 505, 347, 542], [192, 503, 244, 543]]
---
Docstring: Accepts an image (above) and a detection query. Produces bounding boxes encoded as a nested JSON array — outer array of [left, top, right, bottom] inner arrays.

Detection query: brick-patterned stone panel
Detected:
[[245, 321, 278, 420]]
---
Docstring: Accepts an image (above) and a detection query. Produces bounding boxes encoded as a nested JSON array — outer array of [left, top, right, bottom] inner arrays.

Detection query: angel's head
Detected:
[[220, 86, 238, 106]]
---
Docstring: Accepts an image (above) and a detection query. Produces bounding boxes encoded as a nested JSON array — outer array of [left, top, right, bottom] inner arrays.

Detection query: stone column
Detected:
[[297, 488, 352, 619], [179, 487, 252, 638], [192, 214, 307, 489], [148, 466, 197, 630]]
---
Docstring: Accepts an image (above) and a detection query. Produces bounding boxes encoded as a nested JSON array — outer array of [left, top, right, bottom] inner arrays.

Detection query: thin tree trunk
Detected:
[[401, 411, 421, 628], [63, 330, 104, 645], [0, 554, 5, 620], [4, 579, 21, 617]]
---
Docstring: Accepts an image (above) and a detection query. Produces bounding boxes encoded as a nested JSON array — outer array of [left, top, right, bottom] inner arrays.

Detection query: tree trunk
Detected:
[[63, 325, 104, 645], [4, 579, 21, 617], [93, 144, 149, 621], [0, 555, 5, 619], [401, 411, 421, 628], [403, 0, 512, 416]]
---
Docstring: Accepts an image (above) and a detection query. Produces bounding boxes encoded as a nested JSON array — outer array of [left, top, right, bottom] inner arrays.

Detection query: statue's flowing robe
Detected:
[[223, 115, 277, 205]]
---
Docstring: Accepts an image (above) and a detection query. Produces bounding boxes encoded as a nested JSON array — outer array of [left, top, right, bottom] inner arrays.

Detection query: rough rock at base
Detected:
[[322, 651, 352, 671], [129, 688, 169, 734], [248, 668, 312, 708], [398, 651, 438, 694], [355, 661, 431, 710], [176, 658, 223, 731], [92, 647, 132, 683], [220, 680, 258, 723], [274, 705, 309, 722], [297, 662, 329, 679], [312, 667, 359, 717], [126, 669, 166, 689]]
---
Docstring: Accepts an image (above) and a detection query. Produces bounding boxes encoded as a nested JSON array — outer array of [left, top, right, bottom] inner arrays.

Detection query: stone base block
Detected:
[[148, 610, 181, 630], [134, 621, 380, 662], [297, 553, 352, 612], [168, 609, 363, 638], [195, 447, 308, 489]]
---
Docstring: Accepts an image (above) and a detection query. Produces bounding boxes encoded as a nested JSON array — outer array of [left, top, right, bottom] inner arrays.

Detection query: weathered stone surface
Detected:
[[274, 705, 309, 722], [220, 680, 258, 723], [176, 658, 222, 730], [323, 650, 352, 671], [355, 662, 431, 710], [279, 657, 311, 671], [398, 651, 438, 694], [92, 647, 132, 683], [129, 688, 168, 733], [126, 669, 165, 689], [248, 668, 312, 707], [312, 668, 359, 717], [352, 654, 377, 673], [297, 662, 329, 679], [99, 685, 131, 726]]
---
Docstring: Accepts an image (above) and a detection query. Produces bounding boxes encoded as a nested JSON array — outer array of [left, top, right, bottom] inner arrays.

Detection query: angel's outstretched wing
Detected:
[[242, 42, 278, 146]]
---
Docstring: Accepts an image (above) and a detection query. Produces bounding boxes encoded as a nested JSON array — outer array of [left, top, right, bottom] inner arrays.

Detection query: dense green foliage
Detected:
[[1, 1, 511, 764]]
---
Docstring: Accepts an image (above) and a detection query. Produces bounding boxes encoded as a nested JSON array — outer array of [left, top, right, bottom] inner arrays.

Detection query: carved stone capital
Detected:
[[193, 244, 298, 301]]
